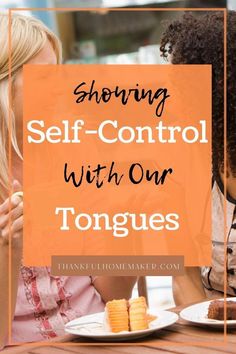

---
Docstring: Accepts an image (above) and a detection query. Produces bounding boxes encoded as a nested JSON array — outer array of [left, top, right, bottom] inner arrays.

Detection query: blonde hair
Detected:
[[0, 12, 62, 199]]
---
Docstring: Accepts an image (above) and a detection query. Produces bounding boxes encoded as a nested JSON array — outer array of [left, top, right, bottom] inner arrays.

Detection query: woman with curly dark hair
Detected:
[[160, 10, 236, 305]]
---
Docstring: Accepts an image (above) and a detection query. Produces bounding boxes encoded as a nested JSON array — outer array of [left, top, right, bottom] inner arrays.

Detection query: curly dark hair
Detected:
[[160, 11, 236, 179]]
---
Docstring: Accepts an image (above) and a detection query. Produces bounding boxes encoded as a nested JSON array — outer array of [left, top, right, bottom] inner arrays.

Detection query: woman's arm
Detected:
[[173, 267, 206, 306], [93, 276, 137, 303], [0, 182, 23, 348]]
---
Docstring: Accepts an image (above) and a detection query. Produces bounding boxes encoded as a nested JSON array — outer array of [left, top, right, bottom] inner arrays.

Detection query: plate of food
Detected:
[[65, 296, 178, 341], [180, 297, 236, 328]]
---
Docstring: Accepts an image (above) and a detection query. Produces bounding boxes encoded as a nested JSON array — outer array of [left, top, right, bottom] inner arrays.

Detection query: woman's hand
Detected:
[[0, 180, 23, 349], [93, 276, 137, 303], [173, 267, 206, 306], [0, 180, 23, 249]]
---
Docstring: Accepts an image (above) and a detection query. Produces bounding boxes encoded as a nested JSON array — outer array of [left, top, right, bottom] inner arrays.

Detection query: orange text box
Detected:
[[23, 64, 212, 267]]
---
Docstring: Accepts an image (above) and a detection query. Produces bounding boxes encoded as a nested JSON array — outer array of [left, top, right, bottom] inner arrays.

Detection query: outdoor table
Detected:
[[2, 303, 236, 354]]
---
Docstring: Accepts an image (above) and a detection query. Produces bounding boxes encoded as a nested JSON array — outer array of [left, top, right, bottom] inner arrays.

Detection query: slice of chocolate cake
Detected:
[[208, 300, 236, 320]]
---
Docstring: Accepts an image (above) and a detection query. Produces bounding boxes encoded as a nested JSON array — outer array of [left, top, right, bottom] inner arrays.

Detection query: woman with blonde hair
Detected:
[[0, 12, 136, 348]]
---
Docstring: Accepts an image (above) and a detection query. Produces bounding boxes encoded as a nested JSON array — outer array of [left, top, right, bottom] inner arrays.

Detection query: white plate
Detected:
[[180, 297, 236, 328], [65, 309, 178, 341]]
